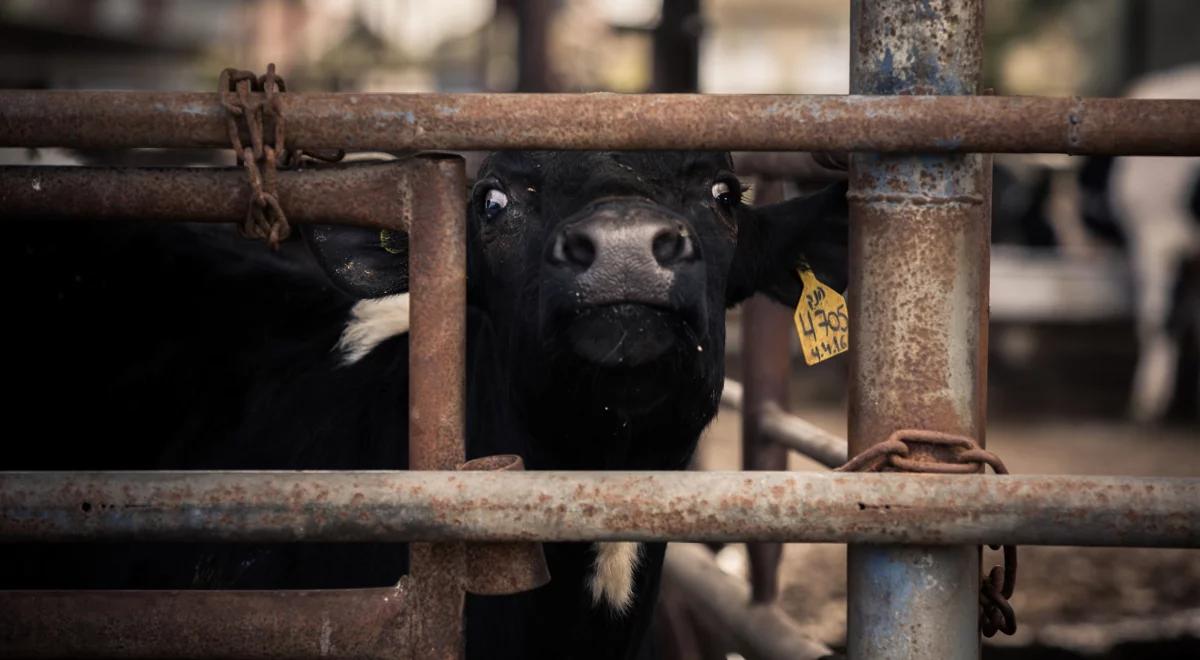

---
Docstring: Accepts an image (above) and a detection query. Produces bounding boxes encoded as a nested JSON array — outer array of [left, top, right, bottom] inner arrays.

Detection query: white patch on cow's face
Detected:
[[588, 541, 641, 615], [336, 293, 410, 365]]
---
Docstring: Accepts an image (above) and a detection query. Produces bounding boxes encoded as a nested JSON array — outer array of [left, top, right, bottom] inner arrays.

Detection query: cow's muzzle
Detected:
[[543, 199, 707, 366]]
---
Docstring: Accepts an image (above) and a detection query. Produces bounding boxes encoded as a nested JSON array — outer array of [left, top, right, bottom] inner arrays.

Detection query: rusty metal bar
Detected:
[[721, 379, 849, 470], [406, 154, 468, 659], [759, 403, 848, 469], [741, 179, 791, 604], [2, 91, 1199, 155], [0, 163, 410, 229], [663, 544, 832, 660], [0, 587, 412, 658], [847, 1, 989, 658], [1, 471, 1196, 547]]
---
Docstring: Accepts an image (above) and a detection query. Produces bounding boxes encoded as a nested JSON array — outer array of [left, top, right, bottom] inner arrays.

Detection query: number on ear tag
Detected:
[[794, 269, 849, 366]]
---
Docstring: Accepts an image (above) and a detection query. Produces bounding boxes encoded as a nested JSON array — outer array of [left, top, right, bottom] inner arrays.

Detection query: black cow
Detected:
[[2, 151, 846, 659]]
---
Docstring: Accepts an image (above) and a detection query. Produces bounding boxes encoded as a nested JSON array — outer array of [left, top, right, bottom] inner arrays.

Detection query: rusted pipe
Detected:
[[0, 162, 413, 230], [741, 180, 792, 604], [663, 544, 832, 660], [847, 1, 989, 658], [0, 586, 412, 658], [721, 380, 849, 470], [1, 91, 1198, 155], [1, 471, 1195, 547], [406, 154, 468, 659], [457, 455, 550, 596], [759, 403, 848, 469]]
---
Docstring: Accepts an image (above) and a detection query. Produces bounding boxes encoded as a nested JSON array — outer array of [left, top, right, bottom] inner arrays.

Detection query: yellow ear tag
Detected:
[[794, 269, 849, 366]]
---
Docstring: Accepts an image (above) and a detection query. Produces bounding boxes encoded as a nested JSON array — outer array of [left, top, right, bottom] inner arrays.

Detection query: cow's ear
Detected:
[[302, 224, 408, 298], [726, 181, 848, 307]]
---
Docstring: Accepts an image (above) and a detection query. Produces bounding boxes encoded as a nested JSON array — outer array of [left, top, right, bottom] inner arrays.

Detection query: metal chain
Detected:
[[219, 64, 291, 248], [836, 429, 1018, 637]]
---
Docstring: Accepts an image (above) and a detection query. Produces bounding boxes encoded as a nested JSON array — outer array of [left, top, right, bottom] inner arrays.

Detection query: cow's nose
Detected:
[[555, 226, 598, 270], [550, 216, 696, 273], [651, 224, 693, 267]]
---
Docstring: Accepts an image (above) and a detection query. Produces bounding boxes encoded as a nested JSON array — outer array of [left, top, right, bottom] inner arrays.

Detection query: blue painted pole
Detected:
[[847, 1, 989, 658]]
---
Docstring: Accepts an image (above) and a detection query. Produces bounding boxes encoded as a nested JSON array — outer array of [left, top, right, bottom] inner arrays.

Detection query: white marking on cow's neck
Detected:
[[588, 542, 642, 615], [336, 293, 410, 365]]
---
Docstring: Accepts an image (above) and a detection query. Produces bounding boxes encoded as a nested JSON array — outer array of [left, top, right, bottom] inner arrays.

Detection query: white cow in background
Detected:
[[1110, 65, 1200, 422]]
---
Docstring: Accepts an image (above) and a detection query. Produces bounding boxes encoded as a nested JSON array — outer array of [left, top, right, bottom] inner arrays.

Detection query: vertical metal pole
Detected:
[[408, 155, 469, 659], [742, 178, 791, 603], [847, 2, 988, 659]]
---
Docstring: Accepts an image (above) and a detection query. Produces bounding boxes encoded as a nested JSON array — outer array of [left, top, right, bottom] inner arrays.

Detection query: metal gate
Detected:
[[2, 1, 1199, 658]]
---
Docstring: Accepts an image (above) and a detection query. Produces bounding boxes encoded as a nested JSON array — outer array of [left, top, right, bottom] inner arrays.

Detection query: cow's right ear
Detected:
[[302, 224, 409, 298], [726, 182, 848, 307]]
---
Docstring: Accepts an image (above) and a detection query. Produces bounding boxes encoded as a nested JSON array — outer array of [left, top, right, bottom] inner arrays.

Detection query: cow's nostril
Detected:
[[652, 225, 693, 267], [555, 228, 597, 270]]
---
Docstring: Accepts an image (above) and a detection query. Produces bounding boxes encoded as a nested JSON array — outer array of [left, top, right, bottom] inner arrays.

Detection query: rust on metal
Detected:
[[759, 403, 848, 469], [0, 163, 415, 231], [721, 379, 849, 469], [1, 470, 1196, 547], [836, 429, 1019, 636], [219, 64, 291, 247], [406, 154, 469, 660], [740, 179, 792, 604], [847, 0, 990, 656], [0, 586, 412, 658], [1, 91, 1199, 155], [457, 455, 550, 595]]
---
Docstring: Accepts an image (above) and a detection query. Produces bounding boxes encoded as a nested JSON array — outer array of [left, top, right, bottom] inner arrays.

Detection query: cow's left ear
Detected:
[[302, 224, 409, 298], [726, 181, 848, 307]]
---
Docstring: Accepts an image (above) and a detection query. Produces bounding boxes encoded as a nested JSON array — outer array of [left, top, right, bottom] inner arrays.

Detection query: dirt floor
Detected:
[[695, 339, 1200, 658]]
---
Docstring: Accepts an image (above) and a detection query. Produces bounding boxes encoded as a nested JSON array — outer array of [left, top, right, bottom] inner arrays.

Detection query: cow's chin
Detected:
[[565, 303, 691, 368]]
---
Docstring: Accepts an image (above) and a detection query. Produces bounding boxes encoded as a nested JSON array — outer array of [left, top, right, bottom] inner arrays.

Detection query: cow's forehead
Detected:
[[478, 151, 734, 185]]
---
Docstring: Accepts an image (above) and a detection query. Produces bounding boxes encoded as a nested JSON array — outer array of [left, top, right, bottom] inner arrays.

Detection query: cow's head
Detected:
[[307, 152, 846, 469]]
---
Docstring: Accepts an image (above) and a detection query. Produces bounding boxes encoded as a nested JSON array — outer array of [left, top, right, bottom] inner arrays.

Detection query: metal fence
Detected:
[[1, 1, 1199, 658]]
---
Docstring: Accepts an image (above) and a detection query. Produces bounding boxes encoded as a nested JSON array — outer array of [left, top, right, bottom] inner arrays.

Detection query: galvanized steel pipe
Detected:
[[0, 471, 1195, 547], [1, 91, 1198, 155], [847, 1, 989, 658]]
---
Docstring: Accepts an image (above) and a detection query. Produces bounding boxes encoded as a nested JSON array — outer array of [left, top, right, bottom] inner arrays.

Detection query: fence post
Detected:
[[408, 155, 469, 659], [846, 2, 989, 659], [742, 178, 792, 603]]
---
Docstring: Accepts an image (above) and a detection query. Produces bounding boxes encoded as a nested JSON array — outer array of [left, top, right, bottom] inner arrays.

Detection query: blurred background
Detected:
[[1, 1, 1197, 658]]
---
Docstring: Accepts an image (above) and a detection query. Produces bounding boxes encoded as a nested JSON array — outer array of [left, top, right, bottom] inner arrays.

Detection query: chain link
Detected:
[[836, 428, 1018, 637], [219, 64, 294, 248]]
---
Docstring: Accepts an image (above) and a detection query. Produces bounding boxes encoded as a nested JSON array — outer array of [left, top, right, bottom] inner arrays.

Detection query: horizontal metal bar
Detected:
[[0, 162, 415, 230], [759, 403, 849, 469], [0, 586, 411, 658], [720, 379, 849, 469], [663, 543, 831, 660], [1, 91, 1198, 155], [2, 471, 1195, 547]]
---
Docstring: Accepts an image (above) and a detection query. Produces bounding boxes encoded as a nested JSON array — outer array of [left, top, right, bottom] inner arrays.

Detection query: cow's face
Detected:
[[305, 152, 846, 467], [471, 152, 739, 371]]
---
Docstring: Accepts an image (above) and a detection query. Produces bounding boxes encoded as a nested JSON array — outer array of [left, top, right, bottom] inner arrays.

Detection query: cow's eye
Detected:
[[482, 188, 509, 221], [711, 180, 739, 206]]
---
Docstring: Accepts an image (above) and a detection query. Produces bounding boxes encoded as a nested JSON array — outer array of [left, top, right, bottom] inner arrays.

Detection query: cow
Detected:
[[1107, 65, 1200, 422], [1, 151, 847, 659]]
